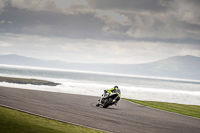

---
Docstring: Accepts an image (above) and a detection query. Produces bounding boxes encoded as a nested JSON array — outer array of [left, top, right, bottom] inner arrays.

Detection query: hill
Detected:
[[0, 54, 200, 80]]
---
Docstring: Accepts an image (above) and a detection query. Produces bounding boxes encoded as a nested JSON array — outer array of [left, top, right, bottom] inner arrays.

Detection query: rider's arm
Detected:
[[106, 88, 114, 92], [105, 88, 114, 94], [117, 91, 121, 97]]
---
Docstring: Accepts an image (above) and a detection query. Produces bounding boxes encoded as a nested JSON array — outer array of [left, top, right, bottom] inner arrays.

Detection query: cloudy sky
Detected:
[[0, 0, 200, 64]]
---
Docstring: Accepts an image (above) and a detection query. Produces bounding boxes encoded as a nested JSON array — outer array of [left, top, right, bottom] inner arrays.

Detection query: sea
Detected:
[[0, 64, 200, 106]]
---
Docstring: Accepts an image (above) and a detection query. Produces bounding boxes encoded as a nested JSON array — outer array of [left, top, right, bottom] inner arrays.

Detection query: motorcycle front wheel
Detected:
[[96, 103, 100, 107]]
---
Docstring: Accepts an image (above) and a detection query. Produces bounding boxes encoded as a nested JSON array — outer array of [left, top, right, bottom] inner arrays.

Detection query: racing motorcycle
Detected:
[[96, 92, 120, 108]]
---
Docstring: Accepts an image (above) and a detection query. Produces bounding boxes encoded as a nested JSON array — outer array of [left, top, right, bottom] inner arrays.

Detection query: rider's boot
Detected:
[[114, 101, 118, 106]]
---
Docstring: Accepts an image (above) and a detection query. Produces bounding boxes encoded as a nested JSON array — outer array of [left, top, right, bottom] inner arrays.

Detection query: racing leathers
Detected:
[[104, 87, 121, 105]]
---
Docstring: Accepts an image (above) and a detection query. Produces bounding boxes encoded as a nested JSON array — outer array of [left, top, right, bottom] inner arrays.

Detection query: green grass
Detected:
[[0, 106, 104, 133], [124, 98, 200, 118]]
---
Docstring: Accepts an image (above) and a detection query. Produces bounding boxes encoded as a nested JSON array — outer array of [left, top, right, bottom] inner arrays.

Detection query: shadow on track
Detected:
[[90, 102, 121, 110]]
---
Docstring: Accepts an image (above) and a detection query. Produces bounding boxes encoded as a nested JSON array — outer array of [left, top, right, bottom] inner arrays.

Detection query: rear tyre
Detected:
[[103, 98, 113, 108]]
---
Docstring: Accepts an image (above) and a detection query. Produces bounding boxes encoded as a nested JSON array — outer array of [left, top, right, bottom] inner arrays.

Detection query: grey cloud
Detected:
[[0, 4, 105, 39], [0, 0, 200, 45], [0, 0, 8, 14], [87, 0, 175, 12], [10, 0, 58, 12], [187, 0, 200, 6], [182, 22, 200, 32]]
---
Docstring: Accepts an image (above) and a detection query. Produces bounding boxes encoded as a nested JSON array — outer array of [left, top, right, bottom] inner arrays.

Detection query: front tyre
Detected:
[[96, 103, 100, 107], [103, 98, 113, 108]]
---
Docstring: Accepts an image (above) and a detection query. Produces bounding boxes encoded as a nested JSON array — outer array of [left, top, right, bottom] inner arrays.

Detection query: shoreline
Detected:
[[0, 76, 61, 86]]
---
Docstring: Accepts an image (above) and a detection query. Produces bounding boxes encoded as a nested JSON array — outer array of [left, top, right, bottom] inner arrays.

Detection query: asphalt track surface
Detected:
[[0, 87, 200, 133]]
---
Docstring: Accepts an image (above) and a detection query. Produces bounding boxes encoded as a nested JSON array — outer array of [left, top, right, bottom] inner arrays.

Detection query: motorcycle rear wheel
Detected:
[[103, 98, 113, 108]]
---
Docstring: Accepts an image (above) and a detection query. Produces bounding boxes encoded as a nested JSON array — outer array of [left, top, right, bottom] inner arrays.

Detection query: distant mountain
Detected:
[[0, 54, 200, 80], [133, 55, 200, 80], [0, 54, 46, 66]]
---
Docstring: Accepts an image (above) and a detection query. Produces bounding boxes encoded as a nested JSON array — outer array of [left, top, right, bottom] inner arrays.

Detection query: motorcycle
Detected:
[[96, 92, 120, 108]]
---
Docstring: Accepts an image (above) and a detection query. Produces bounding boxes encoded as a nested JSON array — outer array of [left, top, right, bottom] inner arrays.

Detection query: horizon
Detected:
[[1, 63, 200, 83], [1, 53, 199, 65], [0, 0, 200, 64]]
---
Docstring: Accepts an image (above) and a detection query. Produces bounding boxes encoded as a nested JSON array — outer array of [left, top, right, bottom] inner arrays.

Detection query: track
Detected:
[[0, 87, 200, 133]]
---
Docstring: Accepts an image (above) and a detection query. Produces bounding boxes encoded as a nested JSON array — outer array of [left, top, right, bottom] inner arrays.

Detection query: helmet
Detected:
[[114, 86, 118, 89]]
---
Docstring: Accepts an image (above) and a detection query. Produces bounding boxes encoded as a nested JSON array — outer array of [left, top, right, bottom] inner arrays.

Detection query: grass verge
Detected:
[[123, 98, 200, 118], [0, 106, 104, 133]]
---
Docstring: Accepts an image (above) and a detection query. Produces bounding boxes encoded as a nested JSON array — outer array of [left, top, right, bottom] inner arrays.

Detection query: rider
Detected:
[[104, 86, 121, 105]]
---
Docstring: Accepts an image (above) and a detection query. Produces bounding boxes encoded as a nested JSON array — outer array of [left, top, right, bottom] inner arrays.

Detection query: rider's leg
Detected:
[[114, 97, 120, 106], [104, 90, 108, 97]]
